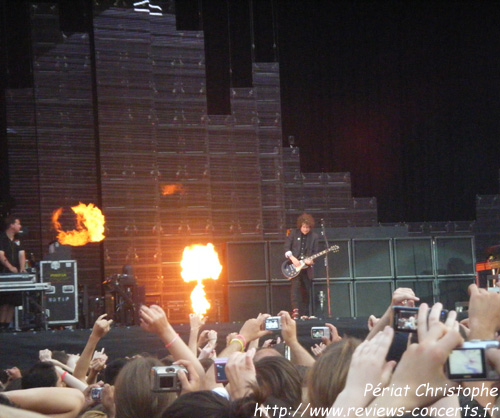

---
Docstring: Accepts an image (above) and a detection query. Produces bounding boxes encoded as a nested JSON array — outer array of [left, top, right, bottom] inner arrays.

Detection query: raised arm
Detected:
[[73, 314, 112, 381], [139, 304, 205, 379], [4, 387, 85, 418], [188, 313, 206, 355], [366, 287, 420, 340], [279, 310, 315, 367], [218, 313, 272, 358]]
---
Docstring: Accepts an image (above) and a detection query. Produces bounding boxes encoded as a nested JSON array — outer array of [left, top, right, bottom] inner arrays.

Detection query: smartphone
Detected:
[[311, 326, 330, 339], [446, 340, 500, 381], [265, 316, 281, 331], [392, 306, 448, 333], [214, 357, 228, 383]]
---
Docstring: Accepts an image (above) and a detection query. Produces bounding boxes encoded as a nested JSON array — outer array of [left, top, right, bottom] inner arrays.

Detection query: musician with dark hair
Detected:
[[0, 216, 26, 329], [284, 213, 319, 318]]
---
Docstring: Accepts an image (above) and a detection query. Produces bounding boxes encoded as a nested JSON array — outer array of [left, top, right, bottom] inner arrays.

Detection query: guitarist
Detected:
[[284, 213, 319, 318]]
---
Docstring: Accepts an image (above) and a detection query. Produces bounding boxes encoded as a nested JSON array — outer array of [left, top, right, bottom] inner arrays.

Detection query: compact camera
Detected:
[[265, 316, 282, 331], [151, 365, 188, 392], [90, 387, 103, 401], [214, 357, 228, 383], [392, 306, 448, 333], [446, 340, 500, 381], [311, 326, 330, 339]]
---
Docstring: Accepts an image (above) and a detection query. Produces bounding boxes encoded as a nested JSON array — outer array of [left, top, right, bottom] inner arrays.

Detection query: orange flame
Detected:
[[52, 202, 106, 246], [161, 184, 183, 195], [190, 282, 210, 316], [181, 243, 222, 315]]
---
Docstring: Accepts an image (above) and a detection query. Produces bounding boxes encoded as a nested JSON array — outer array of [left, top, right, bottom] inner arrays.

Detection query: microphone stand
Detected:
[[321, 220, 332, 317]]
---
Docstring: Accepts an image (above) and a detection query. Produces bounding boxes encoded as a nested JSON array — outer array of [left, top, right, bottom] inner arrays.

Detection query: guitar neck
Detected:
[[309, 247, 335, 260]]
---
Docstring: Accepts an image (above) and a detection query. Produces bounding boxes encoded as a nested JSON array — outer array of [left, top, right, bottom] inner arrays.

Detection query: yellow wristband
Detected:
[[230, 338, 245, 352]]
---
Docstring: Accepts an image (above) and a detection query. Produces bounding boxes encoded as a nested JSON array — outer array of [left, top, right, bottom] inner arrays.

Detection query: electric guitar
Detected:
[[281, 245, 340, 279]]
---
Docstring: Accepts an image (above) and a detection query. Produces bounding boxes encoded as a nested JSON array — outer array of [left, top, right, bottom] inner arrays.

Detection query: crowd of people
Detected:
[[1, 284, 500, 418]]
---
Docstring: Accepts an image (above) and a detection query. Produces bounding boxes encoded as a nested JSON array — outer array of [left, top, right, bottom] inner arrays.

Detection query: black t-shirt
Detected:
[[0, 232, 24, 273]]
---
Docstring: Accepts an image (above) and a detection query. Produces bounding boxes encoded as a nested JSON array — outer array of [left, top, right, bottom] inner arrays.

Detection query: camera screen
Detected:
[[90, 387, 102, 401], [394, 309, 418, 332], [159, 375, 175, 388], [266, 318, 280, 330], [311, 328, 325, 338], [215, 362, 228, 383], [448, 348, 485, 379]]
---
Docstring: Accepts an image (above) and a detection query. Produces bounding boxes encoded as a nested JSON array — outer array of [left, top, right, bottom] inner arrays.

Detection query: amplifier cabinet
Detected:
[[40, 260, 78, 325]]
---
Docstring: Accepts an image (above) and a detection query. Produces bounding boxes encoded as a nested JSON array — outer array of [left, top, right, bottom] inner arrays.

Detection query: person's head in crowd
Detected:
[[164, 390, 294, 418], [162, 390, 262, 418], [307, 337, 361, 410], [102, 357, 129, 385], [3, 377, 22, 392], [254, 356, 302, 409], [21, 362, 59, 389], [159, 355, 174, 366], [253, 347, 282, 362], [51, 350, 70, 365], [114, 356, 176, 418]]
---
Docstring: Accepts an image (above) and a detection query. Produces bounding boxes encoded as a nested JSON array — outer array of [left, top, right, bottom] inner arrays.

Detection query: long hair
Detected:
[[114, 357, 176, 418], [307, 338, 361, 412], [254, 356, 302, 409]]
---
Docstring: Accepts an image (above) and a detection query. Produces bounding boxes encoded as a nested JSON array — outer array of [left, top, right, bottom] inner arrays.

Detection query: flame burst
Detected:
[[161, 184, 183, 195], [181, 243, 222, 315], [52, 202, 106, 246]]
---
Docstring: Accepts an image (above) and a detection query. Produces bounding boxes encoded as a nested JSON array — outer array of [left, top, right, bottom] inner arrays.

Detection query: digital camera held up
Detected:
[[151, 365, 188, 392]]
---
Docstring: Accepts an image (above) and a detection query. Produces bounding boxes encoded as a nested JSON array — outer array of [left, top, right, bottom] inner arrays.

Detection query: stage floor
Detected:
[[0, 316, 368, 370]]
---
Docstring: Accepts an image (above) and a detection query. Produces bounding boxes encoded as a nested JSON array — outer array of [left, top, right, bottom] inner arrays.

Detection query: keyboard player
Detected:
[[0, 216, 26, 330]]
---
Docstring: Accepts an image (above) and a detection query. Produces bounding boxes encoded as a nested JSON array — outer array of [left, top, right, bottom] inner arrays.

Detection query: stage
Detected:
[[0, 316, 369, 370]]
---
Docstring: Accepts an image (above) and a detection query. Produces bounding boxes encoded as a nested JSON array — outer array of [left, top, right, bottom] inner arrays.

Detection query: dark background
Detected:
[[2, 0, 500, 224], [192, 0, 500, 223], [276, 2, 500, 223]]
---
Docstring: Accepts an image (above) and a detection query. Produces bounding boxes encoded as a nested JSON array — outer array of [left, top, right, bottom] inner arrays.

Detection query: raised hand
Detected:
[[225, 348, 257, 399], [174, 359, 201, 395], [139, 305, 170, 336], [92, 314, 113, 339]]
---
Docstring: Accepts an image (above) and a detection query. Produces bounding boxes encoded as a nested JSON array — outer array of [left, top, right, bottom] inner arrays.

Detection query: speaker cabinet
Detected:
[[228, 283, 270, 321], [394, 238, 434, 277], [312, 280, 353, 318], [270, 281, 291, 314], [353, 239, 393, 279], [314, 239, 352, 279], [395, 279, 434, 305], [227, 241, 268, 282], [268, 241, 286, 281], [354, 281, 393, 317], [435, 236, 475, 277], [437, 278, 475, 311]]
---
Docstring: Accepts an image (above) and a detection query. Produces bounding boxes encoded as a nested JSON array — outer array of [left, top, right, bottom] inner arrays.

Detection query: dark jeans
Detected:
[[291, 271, 312, 316]]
